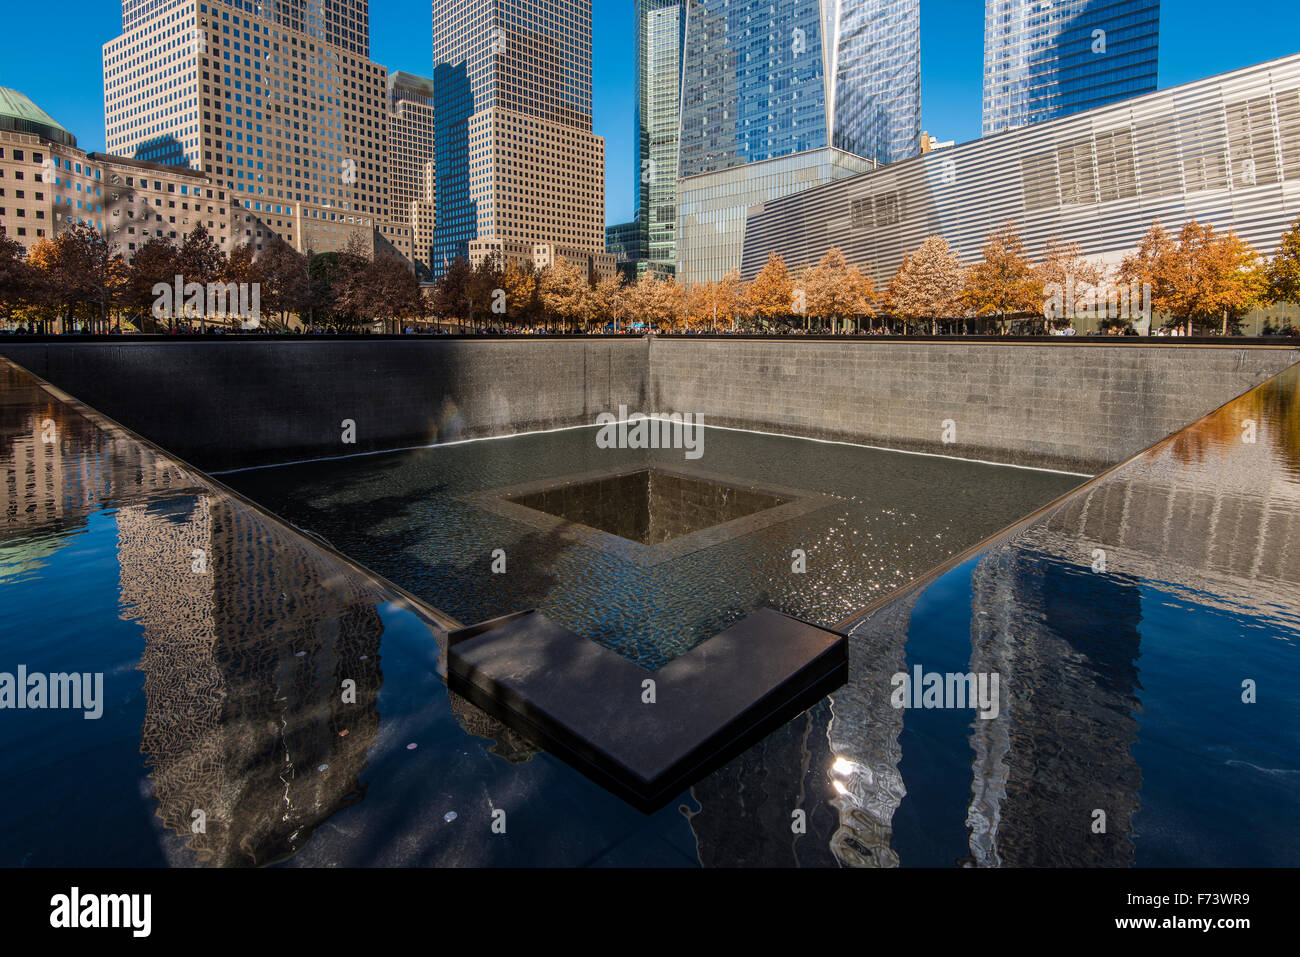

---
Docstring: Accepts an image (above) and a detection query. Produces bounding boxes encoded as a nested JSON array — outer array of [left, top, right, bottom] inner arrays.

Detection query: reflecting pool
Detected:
[[3, 354, 1297, 867], [224, 426, 1082, 668]]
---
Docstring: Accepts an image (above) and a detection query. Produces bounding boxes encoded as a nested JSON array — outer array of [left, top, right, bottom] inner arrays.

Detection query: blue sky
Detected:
[[1, 1, 1295, 225]]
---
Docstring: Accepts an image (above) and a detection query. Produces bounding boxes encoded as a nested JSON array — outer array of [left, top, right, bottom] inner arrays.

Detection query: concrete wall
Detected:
[[647, 339, 1300, 473], [0, 338, 649, 471], [2, 337, 1296, 475]]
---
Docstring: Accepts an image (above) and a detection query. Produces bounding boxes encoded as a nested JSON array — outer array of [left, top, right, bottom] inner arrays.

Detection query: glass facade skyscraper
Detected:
[[633, 0, 684, 275], [983, 0, 1160, 136], [674, 0, 913, 282], [677, 0, 920, 177], [832, 0, 922, 165]]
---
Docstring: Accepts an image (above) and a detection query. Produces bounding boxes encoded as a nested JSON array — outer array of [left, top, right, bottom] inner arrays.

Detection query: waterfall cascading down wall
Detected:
[[1, 337, 1296, 474]]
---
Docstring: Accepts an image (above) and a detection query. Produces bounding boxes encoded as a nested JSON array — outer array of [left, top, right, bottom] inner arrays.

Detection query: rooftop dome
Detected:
[[0, 87, 76, 148]]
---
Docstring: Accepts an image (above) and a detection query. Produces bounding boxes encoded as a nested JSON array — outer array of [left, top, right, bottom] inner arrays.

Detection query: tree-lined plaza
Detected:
[[2, 216, 1299, 335]]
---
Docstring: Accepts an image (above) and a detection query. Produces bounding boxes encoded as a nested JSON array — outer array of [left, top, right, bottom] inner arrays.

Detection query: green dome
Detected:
[[0, 87, 76, 148]]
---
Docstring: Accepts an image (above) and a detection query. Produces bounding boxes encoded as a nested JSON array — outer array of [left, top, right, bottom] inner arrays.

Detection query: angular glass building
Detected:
[[983, 0, 1160, 136], [677, 0, 920, 176], [678, 148, 876, 283], [674, 0, 918, 282], [633, 0, 685, 276]]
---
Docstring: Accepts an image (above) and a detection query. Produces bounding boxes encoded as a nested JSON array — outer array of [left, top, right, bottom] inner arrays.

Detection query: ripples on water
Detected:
[[225, 427, 1081, 667]]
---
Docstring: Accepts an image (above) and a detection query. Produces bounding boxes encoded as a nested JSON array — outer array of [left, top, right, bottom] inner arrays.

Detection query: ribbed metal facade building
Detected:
[[741, 54, 1300, 288]]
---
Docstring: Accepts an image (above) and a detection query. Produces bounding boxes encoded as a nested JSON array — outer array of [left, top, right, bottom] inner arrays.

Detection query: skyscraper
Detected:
[[983, 0, 1160, 136], [677, 0, 920, 177], [634, 0, 685, 277], [104, 0, 392, 255], [430, 0, 610, 278], [675, 0, 916, 282], [387, 72, 437, 277], [122, 0, 370, 55]]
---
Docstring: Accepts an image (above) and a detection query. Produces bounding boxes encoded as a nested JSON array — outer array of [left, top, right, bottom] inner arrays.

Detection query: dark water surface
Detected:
[[223, 426, 1083, 667], [5, 353, 1298, 867]]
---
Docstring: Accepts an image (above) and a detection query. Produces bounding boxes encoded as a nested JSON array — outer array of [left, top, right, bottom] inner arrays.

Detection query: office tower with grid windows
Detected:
[[983, 0, 1160, 136], [105, 0, 393, 256], [430, 0, 612, 278], [388, 72, 437, 278]]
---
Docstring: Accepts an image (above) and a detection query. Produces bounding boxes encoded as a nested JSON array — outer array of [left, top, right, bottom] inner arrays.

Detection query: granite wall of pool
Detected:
[[1, 338, 1296, 474], [647, 339, 1300, 473], [0, 338, 651, 471]]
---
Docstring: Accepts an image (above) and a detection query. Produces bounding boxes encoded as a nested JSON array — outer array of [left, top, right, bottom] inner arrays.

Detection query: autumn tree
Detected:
[[367, 252, 427, 333], [1133, 221, 1262, 334], [583, 273, 624, 331], [962, 223, 1038, 332], [1036, 237, 1106, 291], [0, 235, 35, 322], [886, 236, 965, 334], [330, 233, 374, 328], [1264, 218, 1300, 307], [434, 257, 474, 330], [174, 224, 225, 329], [22, 238, 61, 331], [685, 281, 716, 331], [175, 225, 224, 328], [258, 237, 310, 328], [123, 237, 179, 331], [1035, 238, 1107, 331], [684, 270, 746, 332], [469, 252, 505, 326], [626, 274, 685, 330], [500, 259, 539, 328], [715, 269, 746, 330], [1118, 222, 1178, 331], [539, 256, 588, 331], [746, 252, 795, 329], [799, 247, 876, 332], [215, 243, 265, 328], [28, 223, 126, 333]]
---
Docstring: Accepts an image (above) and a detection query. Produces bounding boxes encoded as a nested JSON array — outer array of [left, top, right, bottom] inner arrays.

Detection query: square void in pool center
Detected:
[[464, 465, 837, 566]]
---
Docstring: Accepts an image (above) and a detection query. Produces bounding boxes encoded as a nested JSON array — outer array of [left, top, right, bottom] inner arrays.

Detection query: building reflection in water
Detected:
[[965, 545, 1142, 866], [693, 362, 1299, 867], [5, 356, 1298, 867], [1, 362, 398, 867], [118, 493, 389, 866]]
